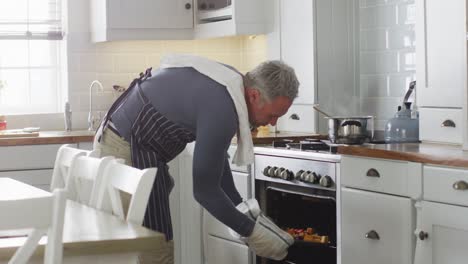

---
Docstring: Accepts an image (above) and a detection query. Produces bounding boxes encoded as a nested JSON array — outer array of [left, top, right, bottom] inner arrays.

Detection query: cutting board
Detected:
[[0, 129, 40, 138]]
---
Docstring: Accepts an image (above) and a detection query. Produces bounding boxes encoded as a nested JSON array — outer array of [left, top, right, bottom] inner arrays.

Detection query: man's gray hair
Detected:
[[244, 60, 299, 102]]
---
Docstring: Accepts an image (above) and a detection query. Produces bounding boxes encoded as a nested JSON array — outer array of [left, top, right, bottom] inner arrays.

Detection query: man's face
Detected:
[[246, 88, 293, 127]]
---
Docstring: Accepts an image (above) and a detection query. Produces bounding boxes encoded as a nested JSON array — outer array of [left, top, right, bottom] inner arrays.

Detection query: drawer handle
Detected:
[[441, 119, 456, 128], [365, 230, 380, 240], [418, 231, 429, 241], [453, 180, 468, 190], [366, 168, 380, 178]]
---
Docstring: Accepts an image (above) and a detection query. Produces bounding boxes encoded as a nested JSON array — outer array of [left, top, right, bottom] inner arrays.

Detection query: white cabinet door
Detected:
[[205, 235, 250, 264], [416, 0, 466, 108], [341, 188, 414, 264], [178, 145, 203, 264], [109, 0, 193, 29], [414, 201, 468, 264], [279, 0, 314, 105]]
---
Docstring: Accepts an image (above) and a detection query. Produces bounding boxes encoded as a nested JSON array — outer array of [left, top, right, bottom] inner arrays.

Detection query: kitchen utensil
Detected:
[[312, 104, 332, 118], [384, 81, 419, 143], [326, 116, 374, 144]]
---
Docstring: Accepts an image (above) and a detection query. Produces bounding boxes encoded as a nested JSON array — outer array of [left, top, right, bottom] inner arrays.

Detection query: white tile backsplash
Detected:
[[359, 0, 415, 130]]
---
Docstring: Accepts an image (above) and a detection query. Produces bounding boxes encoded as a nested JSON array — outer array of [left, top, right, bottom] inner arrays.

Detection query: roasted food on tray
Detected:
[[285, 227, 329, 244]]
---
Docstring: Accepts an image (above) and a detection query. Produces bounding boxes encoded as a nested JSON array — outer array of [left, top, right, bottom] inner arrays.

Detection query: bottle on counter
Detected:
[[64, 102, 72, 131], [0, 115, 7, 130]]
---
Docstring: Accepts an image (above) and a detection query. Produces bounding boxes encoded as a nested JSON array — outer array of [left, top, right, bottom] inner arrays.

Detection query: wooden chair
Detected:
[[95, 159, 157, 225], [66, 155, 115, 208], [0, 188, 67, 264], [49, 144, 100, 191]]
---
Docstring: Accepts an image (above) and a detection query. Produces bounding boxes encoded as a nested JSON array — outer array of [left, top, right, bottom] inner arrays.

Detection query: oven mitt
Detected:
[[236, 199, 262, 220], [229, 199, 262, 239], [245, 213, 295, 261]]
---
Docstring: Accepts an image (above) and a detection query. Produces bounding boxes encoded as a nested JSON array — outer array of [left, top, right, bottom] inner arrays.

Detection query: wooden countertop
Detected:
[[338, 142, 468, 168], [0, 130, 95, 146]]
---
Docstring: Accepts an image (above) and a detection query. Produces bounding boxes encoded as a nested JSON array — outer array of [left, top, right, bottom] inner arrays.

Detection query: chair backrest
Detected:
[[66, 155, 114, 208], [50, 144, 101, 191], [96, 159, 157, 225], [0, 189, 67, 264]]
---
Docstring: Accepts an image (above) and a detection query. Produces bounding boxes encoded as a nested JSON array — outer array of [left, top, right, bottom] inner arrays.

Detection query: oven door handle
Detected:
[[266, 186, 336, 202]]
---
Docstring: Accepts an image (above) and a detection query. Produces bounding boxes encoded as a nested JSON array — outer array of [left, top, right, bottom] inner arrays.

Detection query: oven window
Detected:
[[258, 186, 337, 264]]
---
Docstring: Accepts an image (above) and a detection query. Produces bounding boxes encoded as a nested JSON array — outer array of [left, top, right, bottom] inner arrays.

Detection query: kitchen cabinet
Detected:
[[90, 0, 194, 42], [0, 144, 76, 190], [414, 201, 468, 264], [272, 0, 316, 133], [340, 156, 421, 264], [202, 145, 252, 264], [414, 165, 468, 264], [90, 0, 269, 42], [178, 144, 252, 264], [204, 235, 250, 264], [194, 0, 268, 39], [342, 188, 414, 264], [178, 143, 203, 264], [415, 0, 467, 144], [272, 0, 355, 133]]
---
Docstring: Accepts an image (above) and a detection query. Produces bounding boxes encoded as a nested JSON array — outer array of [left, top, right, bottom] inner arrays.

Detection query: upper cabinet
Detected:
[[279, 0, 315, 105], [416, 0, 467, 108], [90, 0, 269, 42], [194, 0, 268, 39], [90, 0, 194, 42], [415, 0, 467, 144]]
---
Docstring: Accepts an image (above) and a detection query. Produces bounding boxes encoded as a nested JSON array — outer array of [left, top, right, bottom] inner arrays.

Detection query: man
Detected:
[[94, 54, 299, 261]]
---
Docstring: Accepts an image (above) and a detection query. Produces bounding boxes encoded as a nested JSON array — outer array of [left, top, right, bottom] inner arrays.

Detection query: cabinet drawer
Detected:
[[341, 156, 410, 196], [204, 235, 249, 264], [342, 188, 413, 264], [420, 108, 462, 144], [0, 144, 67, 171], [424, 165, 468, 207]]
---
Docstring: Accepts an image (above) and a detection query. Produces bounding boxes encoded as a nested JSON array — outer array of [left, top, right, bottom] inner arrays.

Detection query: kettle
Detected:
[[384, 81, 419, 143]]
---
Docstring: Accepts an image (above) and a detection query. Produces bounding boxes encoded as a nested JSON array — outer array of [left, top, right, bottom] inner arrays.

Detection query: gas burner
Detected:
[[284, 141, 337, 154], [272, 139, 294, 148]]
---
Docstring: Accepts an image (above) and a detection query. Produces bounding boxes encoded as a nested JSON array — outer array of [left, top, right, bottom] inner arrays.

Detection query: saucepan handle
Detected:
[[341, 120, 362, 127]]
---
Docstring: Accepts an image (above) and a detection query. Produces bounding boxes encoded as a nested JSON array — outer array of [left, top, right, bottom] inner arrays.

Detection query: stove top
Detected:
[[271, 139, 338, 154]]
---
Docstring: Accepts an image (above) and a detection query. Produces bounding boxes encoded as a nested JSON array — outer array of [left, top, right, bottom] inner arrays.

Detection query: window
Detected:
[[0, 0, 64, 114]]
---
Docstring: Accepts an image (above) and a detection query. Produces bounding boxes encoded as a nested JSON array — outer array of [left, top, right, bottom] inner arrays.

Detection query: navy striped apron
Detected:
[[100, 68, 195, 240]]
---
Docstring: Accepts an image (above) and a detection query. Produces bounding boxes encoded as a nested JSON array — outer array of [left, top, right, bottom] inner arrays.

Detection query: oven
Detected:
[[254, 144, 340, 264]]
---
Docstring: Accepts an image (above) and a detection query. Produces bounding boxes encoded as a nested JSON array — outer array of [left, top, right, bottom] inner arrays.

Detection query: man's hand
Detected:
[[245, 214, 294, 260]]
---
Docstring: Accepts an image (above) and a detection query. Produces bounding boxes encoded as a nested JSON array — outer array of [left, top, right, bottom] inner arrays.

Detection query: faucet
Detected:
[[88, 80, 104, 131]]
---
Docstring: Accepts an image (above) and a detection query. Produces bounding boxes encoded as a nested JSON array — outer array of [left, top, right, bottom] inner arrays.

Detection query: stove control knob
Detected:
[[280, 170, 293, 181], [274, 167, 286, 178], [295, 170, 304, 180], [301, 170, 312, 182], [311, 172, 321, 184], [319, 175, 334, 188], [263, 166, 272, 176], [268, 166, 278, 177]]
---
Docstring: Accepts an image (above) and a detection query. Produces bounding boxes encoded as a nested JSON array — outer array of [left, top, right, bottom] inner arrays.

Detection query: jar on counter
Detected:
[[0, 116, 6, 130]]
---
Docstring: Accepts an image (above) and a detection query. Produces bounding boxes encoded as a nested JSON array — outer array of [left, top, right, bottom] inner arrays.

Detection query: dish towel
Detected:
[[158, 54, 254, 166]]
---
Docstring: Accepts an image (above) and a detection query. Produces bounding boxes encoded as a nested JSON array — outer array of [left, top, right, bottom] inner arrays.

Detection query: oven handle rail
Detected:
[[266, 186, 336, 202]]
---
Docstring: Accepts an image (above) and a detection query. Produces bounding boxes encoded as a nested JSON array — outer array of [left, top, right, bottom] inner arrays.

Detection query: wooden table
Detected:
[[0, 178, 170, 263]]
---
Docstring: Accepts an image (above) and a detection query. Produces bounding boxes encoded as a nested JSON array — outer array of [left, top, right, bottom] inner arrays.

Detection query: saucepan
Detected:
[[313, 105, 374, 145]]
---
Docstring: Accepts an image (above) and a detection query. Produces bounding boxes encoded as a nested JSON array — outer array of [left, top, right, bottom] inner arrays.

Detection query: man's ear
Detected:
[[245, 87, 261, 104]]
